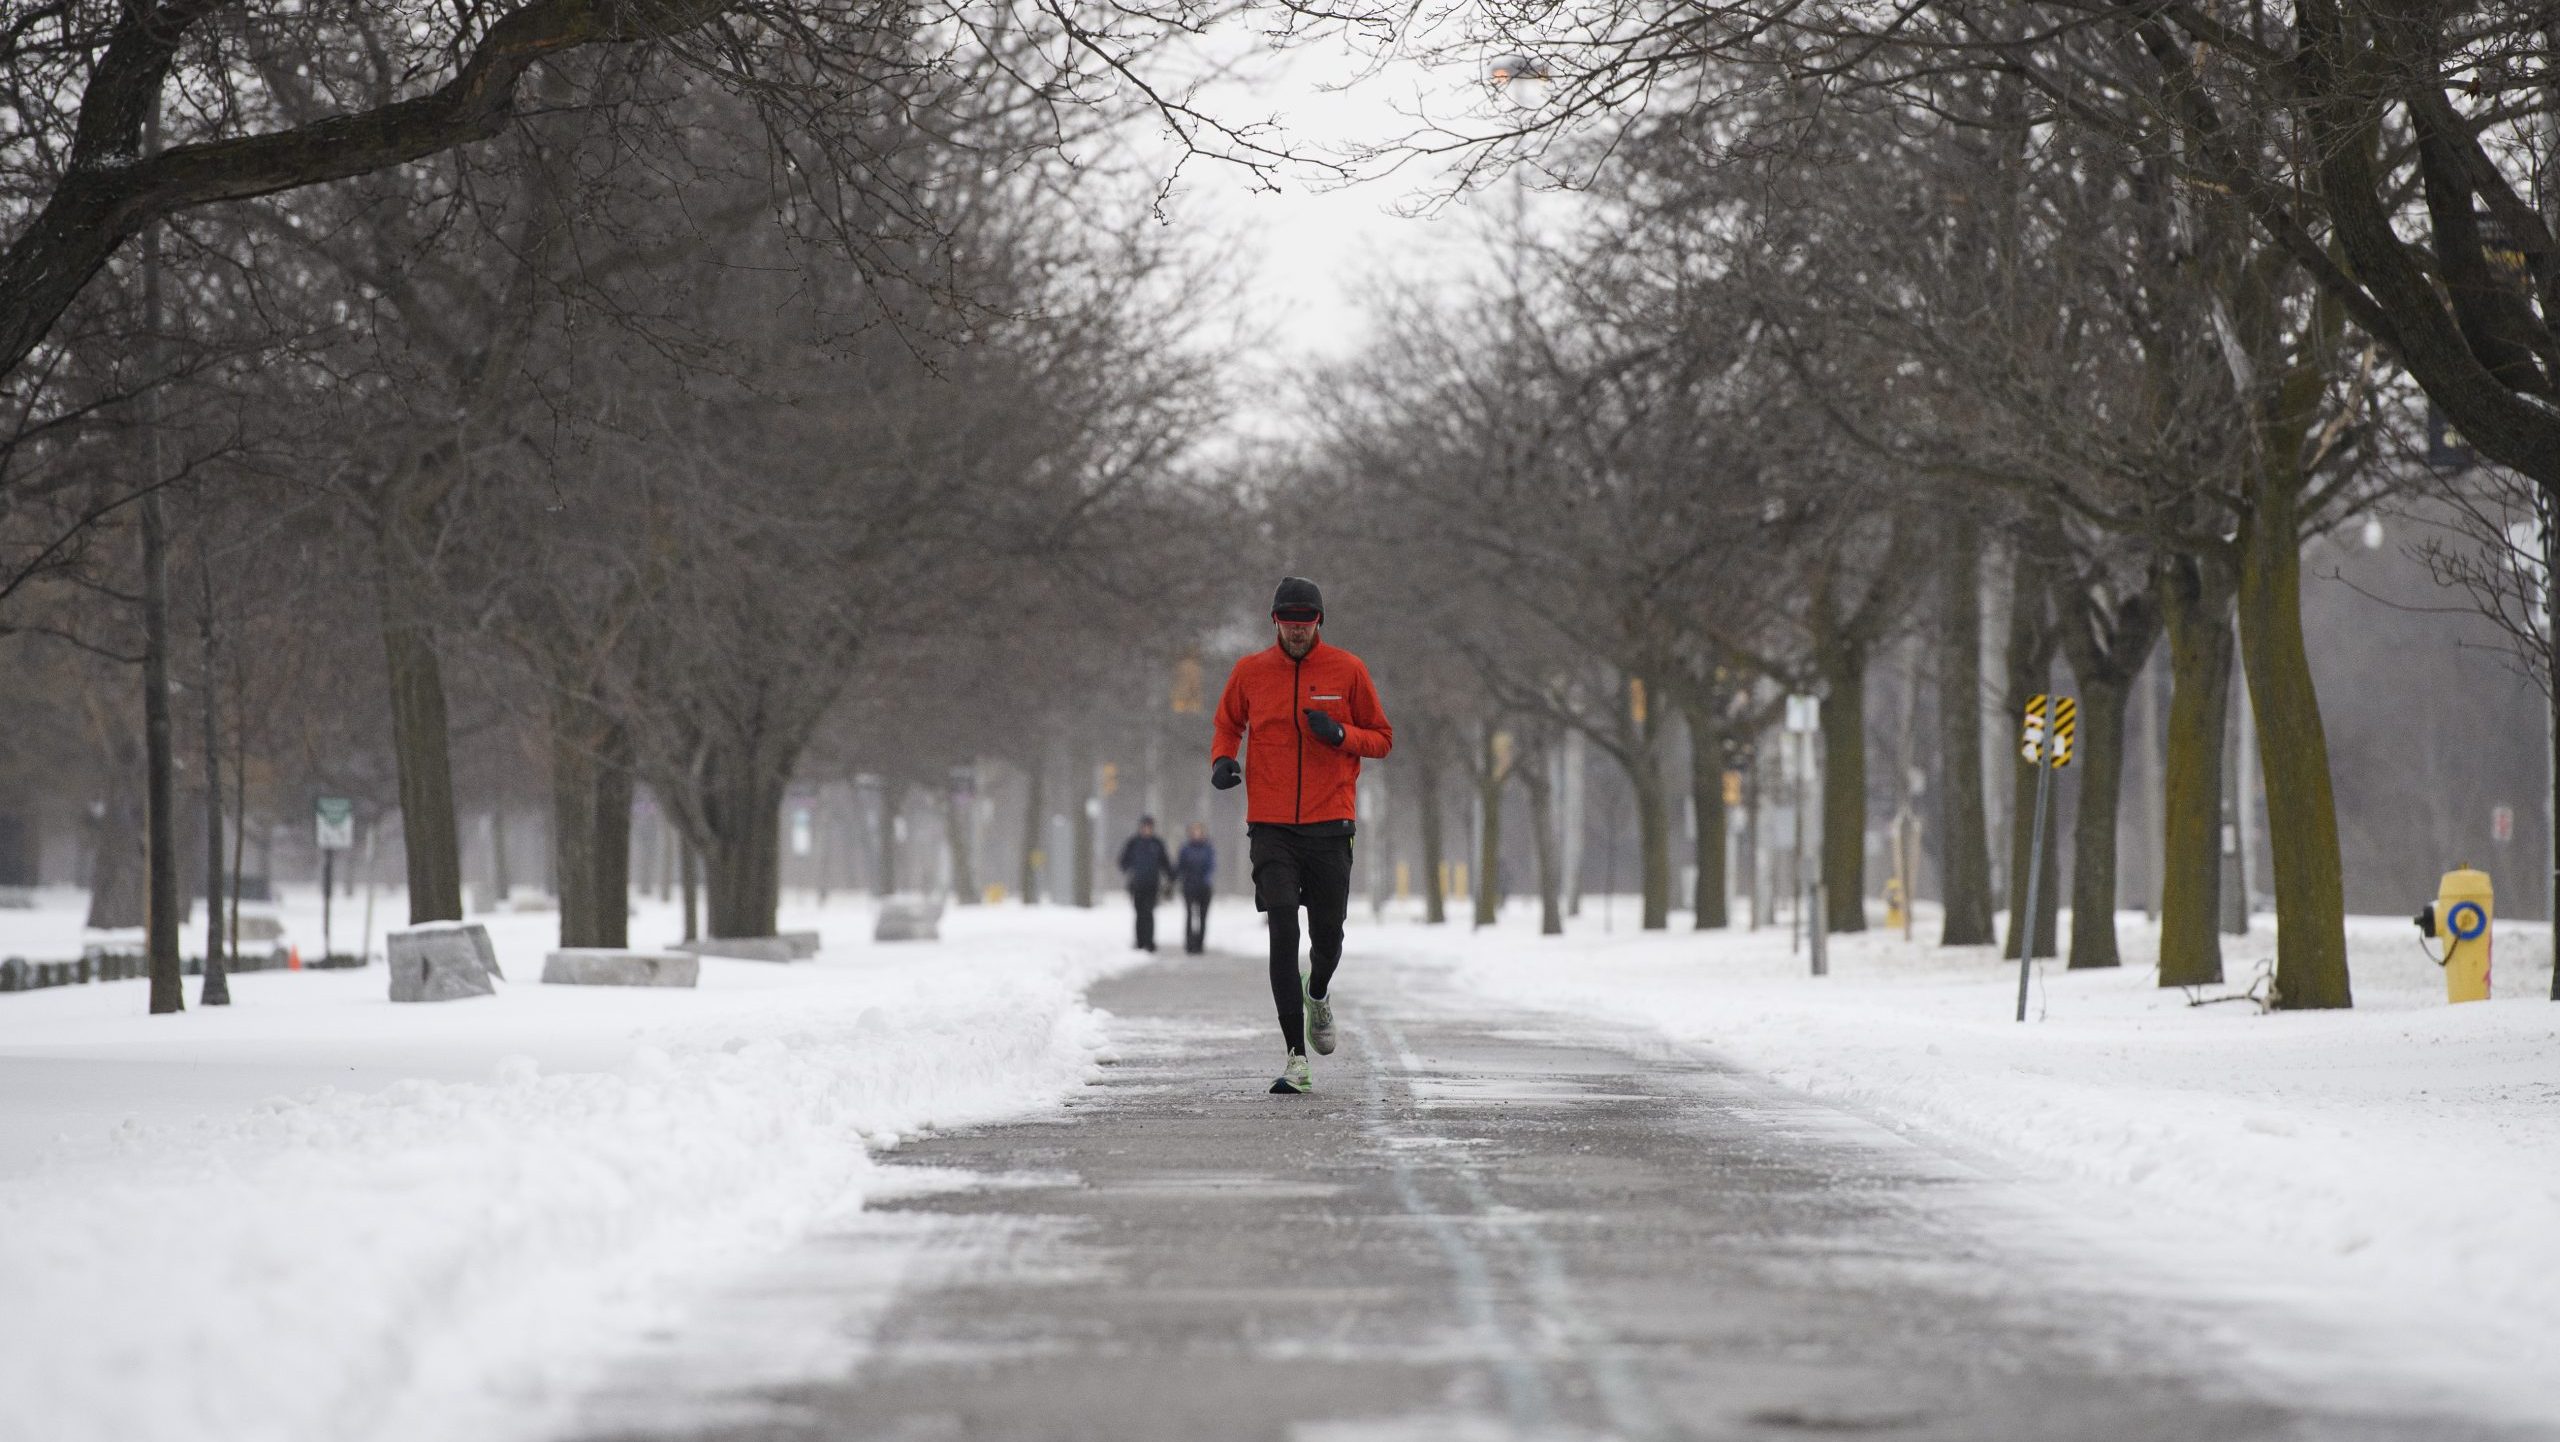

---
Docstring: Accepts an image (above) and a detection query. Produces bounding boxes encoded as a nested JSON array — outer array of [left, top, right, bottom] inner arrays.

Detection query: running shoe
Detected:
[[1304, 978, 1336, 1056], [1269, 1052, 1313, 1094]]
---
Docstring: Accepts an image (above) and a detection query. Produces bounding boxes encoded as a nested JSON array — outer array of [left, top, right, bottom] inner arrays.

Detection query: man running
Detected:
[[1210, 577, 1393, 1094]]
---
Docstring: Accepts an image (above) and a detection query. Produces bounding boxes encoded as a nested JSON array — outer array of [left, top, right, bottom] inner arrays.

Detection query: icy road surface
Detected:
[[563, 951, 2545, 1442]]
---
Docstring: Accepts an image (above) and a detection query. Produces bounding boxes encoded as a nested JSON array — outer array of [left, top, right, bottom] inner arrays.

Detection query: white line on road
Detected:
[[1352, 1007, 1668, 1441]]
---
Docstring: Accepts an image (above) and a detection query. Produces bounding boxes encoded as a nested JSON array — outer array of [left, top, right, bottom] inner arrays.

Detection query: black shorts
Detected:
[[1248, 824, 1353, 918]]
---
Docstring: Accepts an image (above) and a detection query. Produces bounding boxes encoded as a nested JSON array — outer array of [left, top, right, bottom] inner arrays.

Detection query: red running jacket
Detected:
[[1210, 639, 1393, 825]]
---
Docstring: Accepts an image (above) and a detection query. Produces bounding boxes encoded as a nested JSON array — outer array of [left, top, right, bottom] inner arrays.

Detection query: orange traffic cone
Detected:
[[288, 945, 303, 971]]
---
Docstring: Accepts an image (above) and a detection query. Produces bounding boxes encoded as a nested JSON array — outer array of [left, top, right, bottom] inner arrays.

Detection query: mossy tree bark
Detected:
[[2156, 552, 2239, 986], [2236, 461, 2353, 1009], [1936, 515, 1997, 946]]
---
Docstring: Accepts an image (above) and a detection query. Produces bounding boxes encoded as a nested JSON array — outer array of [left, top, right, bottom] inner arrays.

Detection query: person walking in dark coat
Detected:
[[1175, 823, 1218, 954], [1118, 816, 1175, 952]]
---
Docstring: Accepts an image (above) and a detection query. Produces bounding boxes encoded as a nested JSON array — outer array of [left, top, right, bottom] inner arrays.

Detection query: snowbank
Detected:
[[0, 895, 1141, 1442], [1383, 900, 2560, 1418]]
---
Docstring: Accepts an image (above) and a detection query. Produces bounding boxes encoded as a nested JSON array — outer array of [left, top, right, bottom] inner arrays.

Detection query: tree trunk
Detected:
[[1474, 729, 1504, 927], [703, 772, 784, 939], [379, 529, 464, 923], [2002, 551, 2060, 961], [2236, 471, 2353, 1009], [86, 726, 145, 930], [1937, 515, 1997, 945], [1418, 735, 1447, 924], [2157, 552, 2236, 986], [489, 806, 515, 906], [1071, 766, 1095, 908], [2056, 574, 2162, 973], [1521, 747, 1563, 935], [1685, 699, 1729, 930], [1019, 753, 1044, 904], [1630, 752, 1673, 931], [198, 552, 229, 1005], [550, 695, 632, 949], [140, 492, 183, 1014], [2066, 671, 2133, 968], [946, 782, 977, 904], [680, 832, 699, 942], [875, 783, 902, 897], [1818, 642, 1869, 935]]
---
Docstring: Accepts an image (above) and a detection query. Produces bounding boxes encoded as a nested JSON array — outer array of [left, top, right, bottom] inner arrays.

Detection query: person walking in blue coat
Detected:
[[1175, 823, 1218, 955]]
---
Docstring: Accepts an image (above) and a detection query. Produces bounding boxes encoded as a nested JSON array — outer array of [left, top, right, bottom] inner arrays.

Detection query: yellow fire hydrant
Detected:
[[2413, 866, 2493, 1003], [1882, 877, 1907, 931]]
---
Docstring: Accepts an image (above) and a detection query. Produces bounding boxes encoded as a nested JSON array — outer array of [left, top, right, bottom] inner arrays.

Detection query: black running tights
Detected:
[[1268, 905, 1342, 1056]]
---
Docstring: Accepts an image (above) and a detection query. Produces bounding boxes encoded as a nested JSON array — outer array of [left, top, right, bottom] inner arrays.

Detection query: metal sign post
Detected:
[[315, 797, 354, 960], [2014, 699, 2074, 1021]]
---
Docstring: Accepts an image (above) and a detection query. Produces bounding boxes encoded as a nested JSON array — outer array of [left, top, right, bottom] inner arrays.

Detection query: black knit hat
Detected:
[[1271, 576, 1324, 622]]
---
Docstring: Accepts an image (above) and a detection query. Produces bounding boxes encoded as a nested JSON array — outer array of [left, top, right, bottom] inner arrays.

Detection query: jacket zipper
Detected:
[[1292, 651, 1305, 823]]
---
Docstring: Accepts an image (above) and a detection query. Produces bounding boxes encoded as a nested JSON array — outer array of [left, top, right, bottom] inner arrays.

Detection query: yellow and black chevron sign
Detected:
[[2019, 694, 2047, 762], [2050, 696, 2077, 768]]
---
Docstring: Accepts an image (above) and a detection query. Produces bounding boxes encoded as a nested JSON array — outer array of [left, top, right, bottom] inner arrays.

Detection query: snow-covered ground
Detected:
[[7, 884, 2554, 1439], [0, 890, 1144, 1442], [1380, 897, 2560, 1427]]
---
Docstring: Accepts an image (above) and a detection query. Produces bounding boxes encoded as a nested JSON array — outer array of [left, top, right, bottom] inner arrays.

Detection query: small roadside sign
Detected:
[[2493, 804, 2514, 844], [314, 797, 355, 852], [1784, 694, 1819, 733]]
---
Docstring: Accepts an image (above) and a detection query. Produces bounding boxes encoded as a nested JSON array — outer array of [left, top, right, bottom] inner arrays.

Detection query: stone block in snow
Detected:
[[873, 898, 942, 943], [541, 949, 699, 988], [388, 924, 499, 1003], [675, 935, 799, 963]]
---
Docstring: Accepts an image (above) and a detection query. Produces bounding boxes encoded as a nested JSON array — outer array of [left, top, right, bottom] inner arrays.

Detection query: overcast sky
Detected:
[[1137, 31, 1521, 391]]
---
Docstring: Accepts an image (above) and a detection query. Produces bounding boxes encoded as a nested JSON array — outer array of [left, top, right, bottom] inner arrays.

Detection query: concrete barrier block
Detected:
[[674, 935, 798, 963], [873, 898, 943, 943], [387, 925, 498, 1003], [541, 949, 700, 988], [234, 914, 286, 943]]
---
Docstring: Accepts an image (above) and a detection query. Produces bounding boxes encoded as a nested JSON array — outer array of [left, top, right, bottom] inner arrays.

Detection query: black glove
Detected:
[[1304, 709, 1346, 747], [1211, 756, 1242, 790]]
